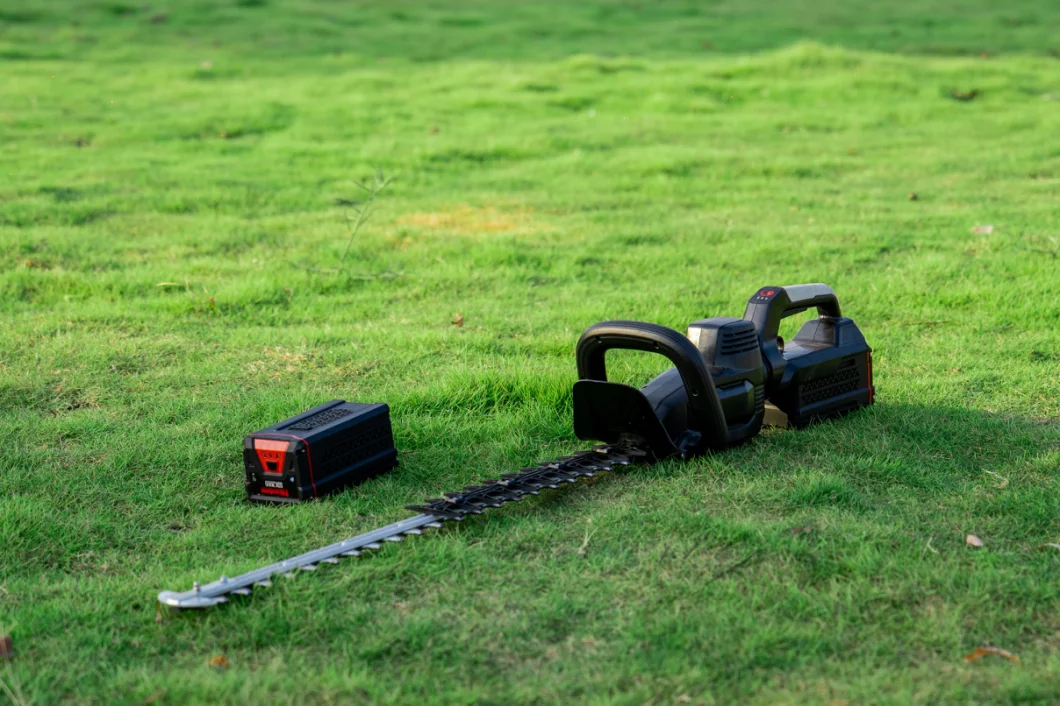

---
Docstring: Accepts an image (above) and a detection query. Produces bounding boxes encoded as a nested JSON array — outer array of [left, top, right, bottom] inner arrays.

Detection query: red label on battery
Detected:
[[254, 438, 290, 475]]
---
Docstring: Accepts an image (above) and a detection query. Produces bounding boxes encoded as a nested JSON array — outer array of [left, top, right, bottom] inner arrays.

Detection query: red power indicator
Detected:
[[761, 289, 775, 296], [254, 438, 290, 475]]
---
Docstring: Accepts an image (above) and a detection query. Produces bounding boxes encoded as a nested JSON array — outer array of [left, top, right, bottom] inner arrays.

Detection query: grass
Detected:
[[2, 0, 1059, 703]]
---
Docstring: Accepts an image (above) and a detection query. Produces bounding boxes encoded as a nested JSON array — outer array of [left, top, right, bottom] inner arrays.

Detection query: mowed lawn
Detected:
[[2, 1, 1059, 703]]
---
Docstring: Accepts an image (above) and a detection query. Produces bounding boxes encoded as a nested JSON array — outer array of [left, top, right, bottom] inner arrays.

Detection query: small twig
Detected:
[[706, 550, 759, 584], [983, 470, 1009, 488], [1016, 238, 1059, 260], [0, 664, 28, 706], [681, 539, 708, 561], [892, 320, 954, 327], [345, 269, 404, 281], [922, 536, 938, 556], [577, 519, 596, 557], [339, 171, 391, 270]]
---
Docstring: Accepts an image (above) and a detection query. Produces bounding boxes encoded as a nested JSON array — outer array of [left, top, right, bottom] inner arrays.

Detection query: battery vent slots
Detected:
[[287, 407, 354, 431], [799, 359, 861, 406], [317, 425, 394, 467]]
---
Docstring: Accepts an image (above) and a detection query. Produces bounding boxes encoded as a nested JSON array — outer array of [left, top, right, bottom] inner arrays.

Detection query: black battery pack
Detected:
[[243, 400, 398, 504]]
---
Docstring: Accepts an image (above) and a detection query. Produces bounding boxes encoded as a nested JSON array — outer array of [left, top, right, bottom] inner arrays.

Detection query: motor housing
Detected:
[[573, 283, 873, 458]]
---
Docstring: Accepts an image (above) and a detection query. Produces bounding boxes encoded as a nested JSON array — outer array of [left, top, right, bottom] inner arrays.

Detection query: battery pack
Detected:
[[243, 400, 398, 504]]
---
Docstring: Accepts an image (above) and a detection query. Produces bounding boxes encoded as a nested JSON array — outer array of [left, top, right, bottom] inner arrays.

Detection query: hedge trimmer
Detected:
[[158, 283, 873, 609]]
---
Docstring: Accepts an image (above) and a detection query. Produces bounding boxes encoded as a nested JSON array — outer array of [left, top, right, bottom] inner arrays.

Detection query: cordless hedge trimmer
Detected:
[[158, 283, 873, 610]]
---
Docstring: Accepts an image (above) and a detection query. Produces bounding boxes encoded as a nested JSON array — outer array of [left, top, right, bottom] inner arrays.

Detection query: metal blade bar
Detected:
[[157, 513, 441, 609], [157, 444, 645, 610]]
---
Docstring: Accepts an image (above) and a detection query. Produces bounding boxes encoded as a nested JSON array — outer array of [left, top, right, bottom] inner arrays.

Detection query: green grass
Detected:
[[2, 0, 1060, 703]]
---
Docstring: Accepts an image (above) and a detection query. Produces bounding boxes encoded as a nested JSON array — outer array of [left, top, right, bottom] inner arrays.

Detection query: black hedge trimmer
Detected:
[[158, 283, 874, 610]]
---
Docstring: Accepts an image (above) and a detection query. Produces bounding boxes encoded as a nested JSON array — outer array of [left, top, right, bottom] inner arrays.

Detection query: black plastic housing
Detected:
[[742, 285, 874, 427], [573, 319, 766, 459], [572, 283, 873, 459], [764, 317, 873, 427], [686, 316, 766, 433], [243, 400, 398, 504]]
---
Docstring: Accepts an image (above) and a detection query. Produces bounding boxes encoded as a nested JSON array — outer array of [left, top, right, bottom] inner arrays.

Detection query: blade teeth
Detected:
[[157, 444, 648, 609]]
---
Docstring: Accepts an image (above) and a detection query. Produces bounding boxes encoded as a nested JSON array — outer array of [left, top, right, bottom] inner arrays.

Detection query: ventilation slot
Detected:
[[317, 425, 393, 468], [719, 323, 759, 355], [286, 407, 355, 431], [799, 359, 861, 406]]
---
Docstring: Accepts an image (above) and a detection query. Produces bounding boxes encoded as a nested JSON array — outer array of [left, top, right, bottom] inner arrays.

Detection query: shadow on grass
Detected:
[[399, 398, 1058, 545]]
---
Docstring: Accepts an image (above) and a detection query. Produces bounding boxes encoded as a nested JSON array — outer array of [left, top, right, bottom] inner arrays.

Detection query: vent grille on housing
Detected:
[[316, 424, 393, 467], [799, 359, 861, 406], [286, 407, 355, 431], [754, 383, 765, 413], [719, 323, 760, 355]]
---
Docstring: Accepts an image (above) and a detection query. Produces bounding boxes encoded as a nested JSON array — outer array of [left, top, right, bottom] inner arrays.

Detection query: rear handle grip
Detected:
[[777, 283, 842, 319], [744, 283, 842, 346]]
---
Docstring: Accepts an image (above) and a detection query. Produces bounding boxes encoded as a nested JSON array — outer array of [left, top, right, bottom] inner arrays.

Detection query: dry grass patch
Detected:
[[397, 205, 545, 236]]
